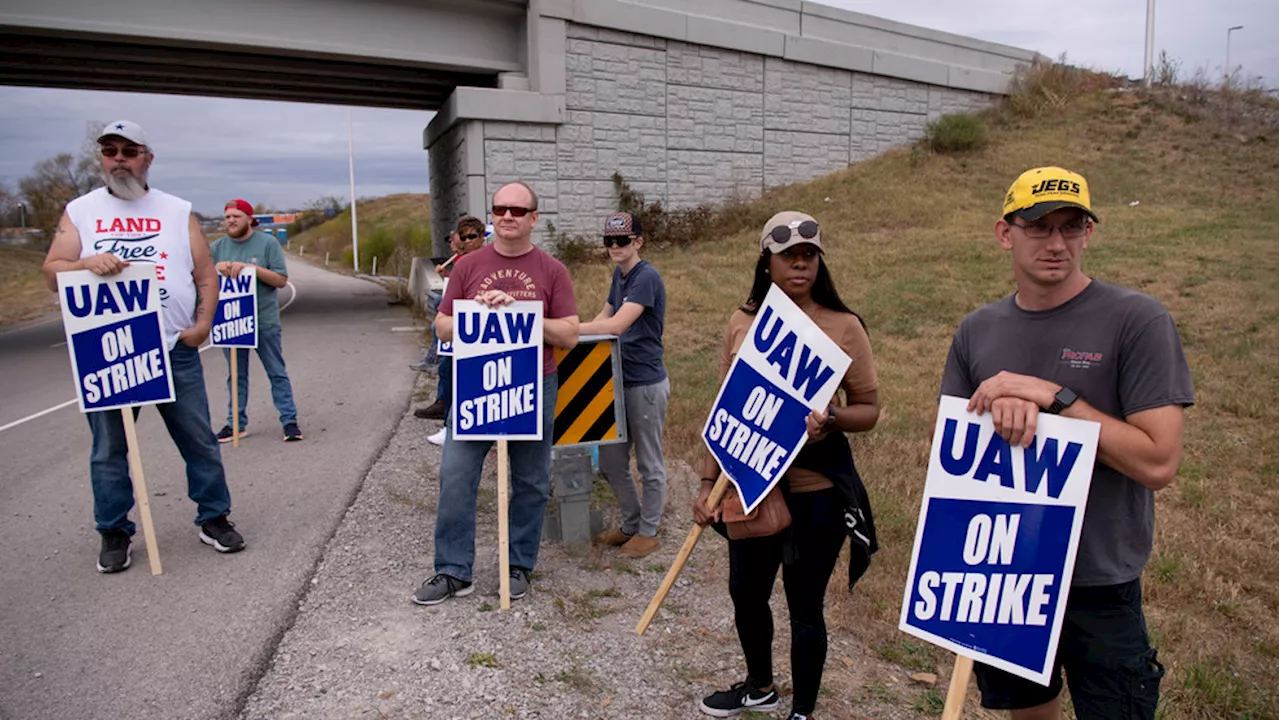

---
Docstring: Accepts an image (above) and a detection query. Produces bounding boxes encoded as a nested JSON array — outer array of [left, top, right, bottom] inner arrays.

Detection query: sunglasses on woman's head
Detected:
[[492, 205, 532, 218], [768, 220, 819, 245], [602, 235, 634, 248], [100, 145, 144, 159]]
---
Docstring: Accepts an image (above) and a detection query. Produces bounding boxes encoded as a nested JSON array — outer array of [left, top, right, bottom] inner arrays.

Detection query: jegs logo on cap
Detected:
[[1002, 166, 1099, 223]]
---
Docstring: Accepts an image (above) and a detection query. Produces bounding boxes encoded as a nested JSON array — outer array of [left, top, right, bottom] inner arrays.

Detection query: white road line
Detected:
[[280, 280, 297, 312], [1, 280, 297, 435], [0, 343, 216, 434]]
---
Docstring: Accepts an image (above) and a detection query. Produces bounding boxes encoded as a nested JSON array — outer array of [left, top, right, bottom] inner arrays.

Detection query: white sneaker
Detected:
[[427, 427, 446, 446]]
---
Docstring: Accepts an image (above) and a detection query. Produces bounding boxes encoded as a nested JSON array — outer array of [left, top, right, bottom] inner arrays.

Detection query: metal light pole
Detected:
[[347, 108, 360, 273], [18, 202, 25, 230], [1226, 25, 1243, 86], [1143, 0, 1155, 86]]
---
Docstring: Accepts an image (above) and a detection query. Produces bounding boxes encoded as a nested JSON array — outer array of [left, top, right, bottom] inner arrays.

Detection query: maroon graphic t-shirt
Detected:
[[440, 243, 577, 375]]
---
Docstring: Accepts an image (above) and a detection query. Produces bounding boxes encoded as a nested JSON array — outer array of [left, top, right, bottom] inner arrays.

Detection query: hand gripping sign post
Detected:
[[210, 268, 258, 447], [452, 300, 544, 610], [637, 285, 851, 634], [899, 396, 1100, 716], [58, 265, 176, 575]]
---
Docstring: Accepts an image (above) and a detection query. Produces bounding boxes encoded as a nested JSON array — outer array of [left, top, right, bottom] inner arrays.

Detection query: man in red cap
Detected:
[[210, 199, 302, 442]]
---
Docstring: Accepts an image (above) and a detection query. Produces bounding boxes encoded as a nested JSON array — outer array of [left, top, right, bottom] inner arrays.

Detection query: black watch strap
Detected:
[[1047, 387, 1078, 414]]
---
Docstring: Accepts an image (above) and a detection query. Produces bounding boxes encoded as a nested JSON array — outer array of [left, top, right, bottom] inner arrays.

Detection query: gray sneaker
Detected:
[[509, 567, 530, 600], [411, 574, 473, 606]]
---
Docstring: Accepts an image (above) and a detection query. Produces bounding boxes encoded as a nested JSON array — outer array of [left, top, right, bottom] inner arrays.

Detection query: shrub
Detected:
[[1004, 56, 1118, 119], [924, 113, 986, 153]]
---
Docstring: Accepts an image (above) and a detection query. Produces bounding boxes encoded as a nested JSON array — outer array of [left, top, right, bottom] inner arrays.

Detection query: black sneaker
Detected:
[[215, 425, 248, 443], [411, 574, 474, 606], [413, 400, 446, 420], [700, 680, 780, 717], [199, 515, 245, 553], [97, 530, 132, 573], [509, 567, 530, 600], [283, 422, 303, 442], [789, 714, 812, 720]]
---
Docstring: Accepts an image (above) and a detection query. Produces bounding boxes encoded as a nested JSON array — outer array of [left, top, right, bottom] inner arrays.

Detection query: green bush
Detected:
[[924, 113, 986, 153]]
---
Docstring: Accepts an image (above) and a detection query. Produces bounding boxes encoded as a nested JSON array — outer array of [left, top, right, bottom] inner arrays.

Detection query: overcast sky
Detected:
[[1, 0, 1274, 218]]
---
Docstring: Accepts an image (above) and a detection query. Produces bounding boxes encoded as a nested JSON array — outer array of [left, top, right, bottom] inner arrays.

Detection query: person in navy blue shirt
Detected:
[[581, 212, 669, 559]]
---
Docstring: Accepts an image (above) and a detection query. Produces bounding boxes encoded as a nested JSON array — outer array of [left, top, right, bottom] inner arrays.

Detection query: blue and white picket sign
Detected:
[[210, 267, 258, 348], [437, 338, 453, 356], [57, 265, 175, 413], [701, 284, 851, 514], [451, 300, 544, 440], [898, 395, 1100, 686]]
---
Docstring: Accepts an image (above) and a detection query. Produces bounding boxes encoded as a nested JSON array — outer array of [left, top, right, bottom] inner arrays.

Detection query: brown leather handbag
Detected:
[[721, 486, 791, 540]]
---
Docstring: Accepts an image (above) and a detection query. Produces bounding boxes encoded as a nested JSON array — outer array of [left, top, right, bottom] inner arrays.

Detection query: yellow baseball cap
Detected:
[[1002, 167, 1099, 223]]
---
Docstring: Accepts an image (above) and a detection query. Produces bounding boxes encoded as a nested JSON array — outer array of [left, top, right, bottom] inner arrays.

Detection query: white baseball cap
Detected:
[[98, 120, 149, 147]]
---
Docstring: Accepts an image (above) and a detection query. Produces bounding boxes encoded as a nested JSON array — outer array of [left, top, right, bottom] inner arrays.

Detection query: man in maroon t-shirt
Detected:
[[411, 181, 579, 606]]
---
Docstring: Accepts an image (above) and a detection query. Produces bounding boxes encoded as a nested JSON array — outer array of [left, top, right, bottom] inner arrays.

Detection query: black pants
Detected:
[[728, 487, 847, 715]]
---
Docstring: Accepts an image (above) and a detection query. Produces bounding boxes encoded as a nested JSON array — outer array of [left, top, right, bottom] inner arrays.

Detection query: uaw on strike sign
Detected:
[[899, 395, 1100, 685], [58, 266, 174, 412], [451, 301, 544, 440], [211, 267, 258, 348], [702, 285, 850, 513]]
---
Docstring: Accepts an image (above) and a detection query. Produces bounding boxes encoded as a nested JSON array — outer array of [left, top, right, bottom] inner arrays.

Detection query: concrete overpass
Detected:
[[0, 0, 1038, 247]]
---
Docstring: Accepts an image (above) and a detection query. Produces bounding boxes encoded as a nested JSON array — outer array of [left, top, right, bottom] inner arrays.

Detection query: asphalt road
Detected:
[[0, 257, 421, 720]]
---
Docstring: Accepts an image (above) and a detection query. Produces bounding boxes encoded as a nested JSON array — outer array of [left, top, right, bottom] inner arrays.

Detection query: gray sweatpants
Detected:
[[598, 377, 670, 538]]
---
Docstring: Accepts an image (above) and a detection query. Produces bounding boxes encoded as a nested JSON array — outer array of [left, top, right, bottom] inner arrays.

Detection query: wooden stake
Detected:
[[497, 439, 511, 610], [636, 474, 732, 635], [942, 655, 974, 720], [120, 409, 163, 576], [230, 350, 240, 447]]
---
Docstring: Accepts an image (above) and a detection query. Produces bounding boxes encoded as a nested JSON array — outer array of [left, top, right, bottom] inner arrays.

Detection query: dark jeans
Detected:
[[728, 487, 847, 715], [975, 578, 1163, 719], [87, 343, 231, 534]]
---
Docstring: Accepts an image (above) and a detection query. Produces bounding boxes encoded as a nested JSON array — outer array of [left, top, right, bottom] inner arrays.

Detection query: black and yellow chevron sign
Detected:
[[553, 338, 625, 446]]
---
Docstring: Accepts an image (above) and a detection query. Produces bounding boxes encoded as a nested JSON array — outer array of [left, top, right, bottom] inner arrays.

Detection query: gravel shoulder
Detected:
[[240, 377, 950, 719]]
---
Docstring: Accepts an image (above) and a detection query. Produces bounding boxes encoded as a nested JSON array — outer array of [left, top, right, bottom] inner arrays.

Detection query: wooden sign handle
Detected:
[[636, 474, 732, 635], [942, 655, 974, 719], [120, 409, 162, 575], [230, 350, 240, 447], [497, 439, 511, 610]]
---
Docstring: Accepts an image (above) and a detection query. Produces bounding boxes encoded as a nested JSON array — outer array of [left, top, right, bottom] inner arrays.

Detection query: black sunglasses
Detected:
[[768, 220, 819, 245], [460, 232, 482, 241], [100, 145, 144, 159], [492, 205, 533, 218], [602, 235, 634, 248]]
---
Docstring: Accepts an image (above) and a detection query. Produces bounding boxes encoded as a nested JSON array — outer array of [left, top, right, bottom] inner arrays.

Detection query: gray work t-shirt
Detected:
[[940, 279, 1194, 586], [607, 259, 666, 387], [209, 230, 288, 328]]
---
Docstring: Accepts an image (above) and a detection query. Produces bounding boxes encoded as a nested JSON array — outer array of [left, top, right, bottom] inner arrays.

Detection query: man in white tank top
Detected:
[[42, 120, 246, 574]]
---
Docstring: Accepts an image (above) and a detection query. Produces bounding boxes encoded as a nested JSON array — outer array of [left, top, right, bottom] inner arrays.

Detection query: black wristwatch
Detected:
[[823, 404, 838, 431], [1046, 386, 1078, 415]]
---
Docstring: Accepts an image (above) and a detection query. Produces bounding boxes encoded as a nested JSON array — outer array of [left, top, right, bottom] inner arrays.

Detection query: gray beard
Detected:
[[104, 171, 148, 200]]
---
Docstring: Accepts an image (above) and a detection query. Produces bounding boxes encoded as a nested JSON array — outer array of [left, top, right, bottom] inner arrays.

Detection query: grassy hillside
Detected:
[[0, 245, 58, 326], [567, 83, 1278, 718], [285, 193, 431, 275]]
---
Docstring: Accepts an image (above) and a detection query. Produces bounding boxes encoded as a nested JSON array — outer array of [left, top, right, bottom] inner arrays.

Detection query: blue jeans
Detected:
[[87, 343, 232, 534], [222, 323, 297, 429], [433, 374, 557, 581]]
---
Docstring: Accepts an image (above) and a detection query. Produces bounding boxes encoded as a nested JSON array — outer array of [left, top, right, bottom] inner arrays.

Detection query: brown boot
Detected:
[[620, 534, 660, 558], [593, 528, 632, 547]]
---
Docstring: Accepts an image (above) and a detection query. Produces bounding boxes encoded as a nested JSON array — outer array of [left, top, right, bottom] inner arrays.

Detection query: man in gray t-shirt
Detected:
[[940, 167, 1193, 720]]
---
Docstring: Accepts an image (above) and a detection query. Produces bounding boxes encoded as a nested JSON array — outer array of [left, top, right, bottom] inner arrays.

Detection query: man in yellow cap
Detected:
[[938, 167, 1194, 719]]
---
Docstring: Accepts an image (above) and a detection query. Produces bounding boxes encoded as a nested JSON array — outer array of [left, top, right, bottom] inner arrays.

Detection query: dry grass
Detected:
[[286, 193, 431, 274], [0, 246, 59, 326], [567, 87, 1278, 718]]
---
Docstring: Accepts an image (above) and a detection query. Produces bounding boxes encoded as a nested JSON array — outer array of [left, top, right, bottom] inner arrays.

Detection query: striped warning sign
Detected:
[[553, 337, 626, 447]]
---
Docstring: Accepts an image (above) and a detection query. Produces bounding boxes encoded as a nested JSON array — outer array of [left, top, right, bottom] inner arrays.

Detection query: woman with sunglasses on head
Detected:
[[693, 211, 881, 720]]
